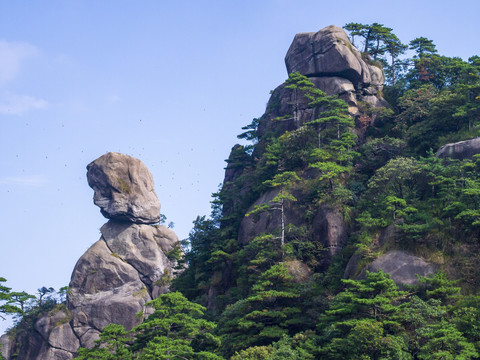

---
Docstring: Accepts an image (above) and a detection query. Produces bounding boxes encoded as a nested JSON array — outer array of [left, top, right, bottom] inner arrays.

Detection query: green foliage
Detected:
[[76, 324, 133, 360], [319, 271, 411, 359], [219, 263, 303, 357], [76, 292, 223, 359], [409, 37, 437, 58], [0, 277, 21, 320], [72, 23, 480, 360]]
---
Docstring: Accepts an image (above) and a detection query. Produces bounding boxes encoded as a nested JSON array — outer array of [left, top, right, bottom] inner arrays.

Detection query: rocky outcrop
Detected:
[[437, 137, 480, 160], [3, 153, 181, 360], [232, 25, 381, 272], [69, 221, 178, 349], [87, 152, 161, 224], [344, 223, 435, 288], [363, 251, 435, 288], [285, 25, 371, 87], [312, 206, 347, 258], [238, 188, 347, 268], [257, 25, 388, 141]]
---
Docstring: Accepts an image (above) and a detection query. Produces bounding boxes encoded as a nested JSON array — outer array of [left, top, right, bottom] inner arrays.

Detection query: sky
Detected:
[[1, 0, 479, 333]]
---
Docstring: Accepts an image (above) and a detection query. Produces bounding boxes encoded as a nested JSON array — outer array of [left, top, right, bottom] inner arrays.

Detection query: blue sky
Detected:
[[1, 0, 479, 333]]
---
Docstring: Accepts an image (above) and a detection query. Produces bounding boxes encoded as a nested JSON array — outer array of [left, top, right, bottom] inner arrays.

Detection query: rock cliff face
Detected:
[[437, 137, 480, 160], [237, 189, 347, 269], [2, 152, 180, 360]]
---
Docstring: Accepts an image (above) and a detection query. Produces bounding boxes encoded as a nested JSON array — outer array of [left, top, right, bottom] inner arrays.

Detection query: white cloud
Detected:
[[0, 175, 49, 187], [0, 40, 38, 86], [0, 91, 48, 115]]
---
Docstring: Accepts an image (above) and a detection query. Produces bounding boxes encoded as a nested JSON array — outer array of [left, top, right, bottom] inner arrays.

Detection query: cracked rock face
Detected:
[[437, 137, 480, 160], [68, 221, 179, 347], [285, 25, 371, 87], [87, 152, 161, 224]]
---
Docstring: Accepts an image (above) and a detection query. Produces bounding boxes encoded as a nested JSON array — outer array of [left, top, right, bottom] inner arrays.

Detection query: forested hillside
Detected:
[[2, 23, 480, 360]]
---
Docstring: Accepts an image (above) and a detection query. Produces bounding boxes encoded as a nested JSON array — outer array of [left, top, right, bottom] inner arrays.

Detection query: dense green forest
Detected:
[[2, 22, 480, 359]]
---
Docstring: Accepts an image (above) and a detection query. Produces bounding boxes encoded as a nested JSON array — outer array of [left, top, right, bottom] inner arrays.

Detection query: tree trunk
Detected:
[[281, 197, 285, 259], [391, 54, 396, 86]]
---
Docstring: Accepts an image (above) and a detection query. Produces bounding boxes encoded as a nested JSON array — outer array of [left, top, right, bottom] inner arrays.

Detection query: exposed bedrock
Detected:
[[437, 137, 480, 160], [285, 25, 371, 87], [87, 152, 161, 224], [238, 189, 347, 268]]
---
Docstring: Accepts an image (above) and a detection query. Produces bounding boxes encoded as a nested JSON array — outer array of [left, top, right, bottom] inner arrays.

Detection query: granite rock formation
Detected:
[[87, 152, 161, 224], [2, 153, 180, 359], [285, 25, 371, 87], [437, 137, 480, 160], [238, 188, 346, 269], [362, 250, 435, 288], [257, 25, 388, 142]]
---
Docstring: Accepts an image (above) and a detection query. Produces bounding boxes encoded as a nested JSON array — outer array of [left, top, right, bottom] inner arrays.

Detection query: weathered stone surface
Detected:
[[311, 76, 355, 95], [362, 250, 435, 287], [2, 330, 47, 360], [101, 221, 178, 294], [359, 94, 390, 108], [285, 25, 371, 87], [42, 348, 74, 360], [87, 152, 161, 224], [238, 190, 347, 268], [69, 239, 142, 294], [67, 220, 180, 348], [68, 238, 151, 338], [368, 64, 384, 89], [47, 323, 80, 353], [238, 188, 304, 245], [34, 308, 70, 341], [437, 137, 480, 160], [312, 206, 347, 258], [0, 334, 13, 359]]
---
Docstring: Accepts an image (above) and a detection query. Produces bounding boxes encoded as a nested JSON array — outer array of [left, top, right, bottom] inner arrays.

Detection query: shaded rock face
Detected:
[[363, 251, 435, 288], [238, 188, 304, 245], [1, 329, 47, 360], [238, 189, 347, 268], [437, 137, 480, 160], [312, 206, 347, 258], [285, 25, 371, 87], [3, 154, 181, 360], [344, 224, 435, 288], [87, 152, 161, 224]]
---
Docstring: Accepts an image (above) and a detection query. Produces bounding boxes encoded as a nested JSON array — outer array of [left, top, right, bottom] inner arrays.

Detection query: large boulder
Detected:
[[285, 25, 371, 87], [68, 221, 179, 347], [363, 250, 435, 288], [87, 152, 161, 224], [437, 137, 480, 160]]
